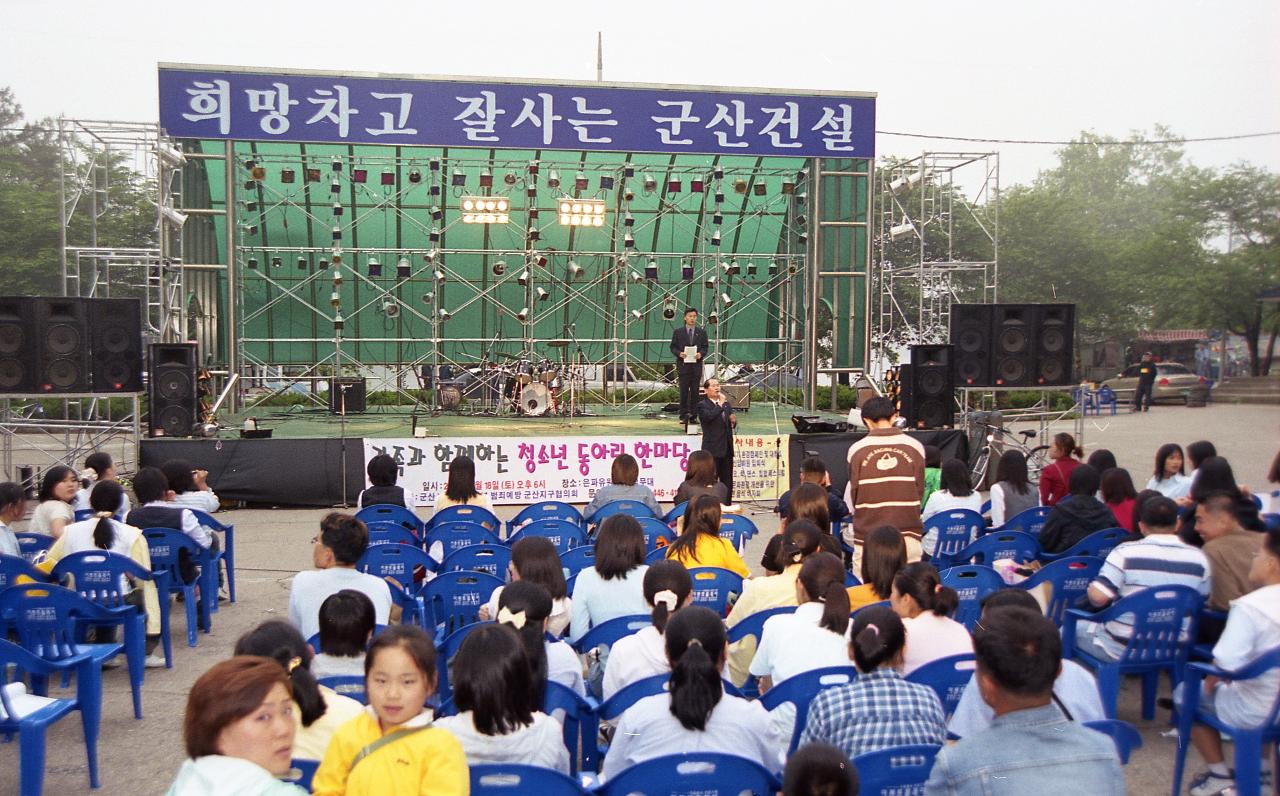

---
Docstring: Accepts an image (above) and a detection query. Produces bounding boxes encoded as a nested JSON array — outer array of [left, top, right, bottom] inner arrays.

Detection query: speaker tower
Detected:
[[0, 298, 36, 393], [991, 305, 1035, 387], [88, 298, 144, 392], [949, 304, 993, 387], [34, 298, 91, 393], [904, 344, 956, 429], [1034, 304, 1075, 386], [148, 343, 198, 436]]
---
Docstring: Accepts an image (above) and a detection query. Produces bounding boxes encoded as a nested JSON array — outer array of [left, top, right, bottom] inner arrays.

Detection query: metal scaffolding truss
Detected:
[[873, 152, 999, 373]]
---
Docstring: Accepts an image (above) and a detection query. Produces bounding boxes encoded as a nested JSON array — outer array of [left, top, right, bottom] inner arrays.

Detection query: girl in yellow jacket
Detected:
[[311, 625, 468, 795], [664, 494, 750, 578]]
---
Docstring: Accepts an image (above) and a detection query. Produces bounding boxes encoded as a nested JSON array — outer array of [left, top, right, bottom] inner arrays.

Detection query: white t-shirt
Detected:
[[29, 500, 74, 536], [546, 638, 586, 697], [1145, 473, 1192, 500], [169, 490, 220, 515], [603, 625, 669, 701], [56, 517, 146, 593], [0, 521, 19, 558], [433, 493, 494, 512], [948, 658, 1105, 737], [901, 611, 973, 676], [1212, 583, 1280, 728], [72, 483, 131, 516], [435, 710, 570, 774], [310, 653, 366, 680], [920, 491, 985, 555], [749, 602, 851, 684], [288, 567, 394, 641]]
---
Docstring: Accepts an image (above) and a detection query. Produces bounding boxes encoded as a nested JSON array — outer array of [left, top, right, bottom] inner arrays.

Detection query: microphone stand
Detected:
[[565, 323, 584, 419]]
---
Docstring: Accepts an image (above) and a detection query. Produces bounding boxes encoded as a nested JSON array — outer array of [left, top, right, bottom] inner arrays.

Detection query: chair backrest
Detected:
[[850, 600, 891, 622], [50, 550, 151, 608], [542, 680, 599, 776], [508, 519, 586, 555], [1045, 527, 1130, 561], [591, 499, 660, 523], [1099, 585, 1205, 666], [1083, 719, 1143, 764], [571, 613, 652, 655], [943, 531, 1039, 568], [644, 546, 670, 565], [364, 521, 422, 548], [1020, 556, 1103, 625], [426, 521, 503, 559], [718, 512, 759, 538], [938, 566, 1004, 630], [287, 759, 320, 792], [430, 504, 501, 534], [439, 544, 511, 578], [356, 543, 437, 592], [0, 583, 119, 661], [142, 527, 205, 575], [1212, 644, 1280, 731], [664, 501, 688, 524], [355, 504, 425, 535], [597, 752, 778, 796], [759, 666, 859, 752], [422, 571, 505, 636], [13, 533, 53, 564], [597, 673, 669, 721], [924, 509, 985, 560], [558, 546, 596, 579], [1000, 506, 1051, 537], [853, 744, 941, 796], [635, 516, 676, 551], [470, 764, 583, 795], [0, 552, 49, 589], [434, 620, 492, 707], [316, 676, 366, 704], [509, 501, 583, 534], [726, 605, 797, 645], [688, 567, 745, 616], [189, 509, 231, 533], [904, 653, 977, 718]]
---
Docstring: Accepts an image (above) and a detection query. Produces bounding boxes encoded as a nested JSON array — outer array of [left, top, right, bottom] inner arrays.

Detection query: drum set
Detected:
[[499, 341, 584, 417]]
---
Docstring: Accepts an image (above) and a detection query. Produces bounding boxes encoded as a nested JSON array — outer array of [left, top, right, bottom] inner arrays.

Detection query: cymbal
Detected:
[[545, 340, 570, 348], [493, 352, 521, 360]]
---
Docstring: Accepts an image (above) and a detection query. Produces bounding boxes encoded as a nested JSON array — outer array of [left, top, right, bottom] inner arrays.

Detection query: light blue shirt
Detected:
[[947, 658, 1106, 739], [0, 521, 19, 557], [568, 564, 649, 642]]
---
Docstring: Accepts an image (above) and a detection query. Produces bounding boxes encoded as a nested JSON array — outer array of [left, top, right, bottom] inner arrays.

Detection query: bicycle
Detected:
[[969, 421, 1051, 486]]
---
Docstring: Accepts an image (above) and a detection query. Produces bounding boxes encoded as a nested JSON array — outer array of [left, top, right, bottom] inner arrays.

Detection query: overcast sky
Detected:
[[2, 0, 1276, 187]]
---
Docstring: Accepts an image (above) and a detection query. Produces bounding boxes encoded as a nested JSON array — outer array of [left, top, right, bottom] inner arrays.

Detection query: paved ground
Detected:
[[2, 402, 1276, 795]]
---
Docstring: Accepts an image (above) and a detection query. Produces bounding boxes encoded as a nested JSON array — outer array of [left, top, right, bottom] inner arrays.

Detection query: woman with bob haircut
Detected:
[[673, 450, 729, 505], [989, 450, 1039, 528], [479, 535, 571, 636], [358, 453, 406, 509], [602, 560, 694, 699], [165, 656, 307, 794], [569, 514, 650, 642], [433, 454, 493, 511], [30, 464, 77, 538], [846, 524, 908, 611], [583, 453, 662, 521], [1146, 443, 1191, 499], [920, 459, 984, 555], [664, 493, 749, 578]]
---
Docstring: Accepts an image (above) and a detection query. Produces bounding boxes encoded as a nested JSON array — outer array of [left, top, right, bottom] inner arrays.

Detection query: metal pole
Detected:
[[805, 158, 823, 411], [224, 140, 239, 412]]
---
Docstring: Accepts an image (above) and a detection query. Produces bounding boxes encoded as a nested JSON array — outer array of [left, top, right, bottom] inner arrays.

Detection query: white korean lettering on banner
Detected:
[[244, 82, 299, 134], [759, 102, 802, 148], [650, 100, 700, 145], [366, 92, 418, 136], [305, 85, 359, 137], [453, 91, 506, 142], [812, 103, 856, 152], [182, 79, 232, 134], [567, 97, 617, 143], [363, 434, 789, 507], [706, 100, 755, 148], [512, 93, 563, 146]]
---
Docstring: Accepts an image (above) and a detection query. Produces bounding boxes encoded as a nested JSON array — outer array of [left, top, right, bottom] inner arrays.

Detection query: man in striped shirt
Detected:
[[844, 397, 925, 568], [1076, 495, 1211, 661]]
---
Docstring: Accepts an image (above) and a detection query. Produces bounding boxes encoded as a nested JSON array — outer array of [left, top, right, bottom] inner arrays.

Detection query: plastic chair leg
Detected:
[[1233, 730, 1262, 796], [1097, 665, 1121, 720], [124, 613, 145, 719], [183, 584, 199, 646], [18, 720, 47, 796], [198, 566, 215, 634], [223, 528, 236, 603], [1141, 670, 1159, 721], [75, 657, 102, 789]]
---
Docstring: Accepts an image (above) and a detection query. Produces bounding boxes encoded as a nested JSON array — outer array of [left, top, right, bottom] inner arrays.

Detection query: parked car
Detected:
[[1100, 361, 1207, 404]]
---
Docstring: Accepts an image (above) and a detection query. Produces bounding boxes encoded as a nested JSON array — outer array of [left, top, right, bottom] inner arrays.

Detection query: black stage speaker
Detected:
[[330, 377, 367, 414], [904, 345, 956, 429], [0, 298, 37, 393], [35, 297, 91, 393], [991, 304, 1036, 387], [949, 304, 993, 387], [148, 342, 198, 437], [1034, 304, 1076, 386], [88, 298, 144, 392]]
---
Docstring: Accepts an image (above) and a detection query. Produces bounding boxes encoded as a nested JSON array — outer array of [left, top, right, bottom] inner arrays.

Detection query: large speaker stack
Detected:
[[0, 297, 143, 395], [948, 303, 1076, 388], [900, 345, 956, 429], [148, 343, 198, 437]]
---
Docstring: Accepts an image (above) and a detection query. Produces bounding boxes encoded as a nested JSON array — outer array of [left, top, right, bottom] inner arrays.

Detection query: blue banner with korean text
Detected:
[[158, 65, 875, 158]]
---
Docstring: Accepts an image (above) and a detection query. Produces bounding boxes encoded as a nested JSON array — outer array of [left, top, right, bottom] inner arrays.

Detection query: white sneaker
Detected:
[[144, 654, 168, 669], [1189, 771, 1236, 796]]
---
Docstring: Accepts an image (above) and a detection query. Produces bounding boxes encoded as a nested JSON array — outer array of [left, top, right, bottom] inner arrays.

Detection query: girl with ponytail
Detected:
[[1040, 432, 1085, 507], [233, 620, 363, 761], [498, 580, 585, 699], [891, 561, 973, 675], [798, 605, 946, 759], [602, 606, 782, 782], [72, 451, 131, 516], [602, 560, 693, 700]]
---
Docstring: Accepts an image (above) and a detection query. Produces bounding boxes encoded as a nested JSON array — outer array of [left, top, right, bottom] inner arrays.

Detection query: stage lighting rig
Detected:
[[367, 257, 382, 278], [396, 258, 411, 280], [558, 199, 606, 226], [460, 197, 510, 224]]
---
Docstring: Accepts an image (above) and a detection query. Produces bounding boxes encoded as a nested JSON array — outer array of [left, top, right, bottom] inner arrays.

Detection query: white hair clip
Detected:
[[497, 607, 527, 630], [653, 589, 679, 611]]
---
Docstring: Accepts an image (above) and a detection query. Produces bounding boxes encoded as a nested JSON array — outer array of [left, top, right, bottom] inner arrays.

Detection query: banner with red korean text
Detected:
[[363, 434, 789, 507]]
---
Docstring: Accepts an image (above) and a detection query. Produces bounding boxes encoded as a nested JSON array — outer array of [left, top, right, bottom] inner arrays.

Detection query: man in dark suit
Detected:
[[696, 377, 736, 503], [669, 307, 708, 425]]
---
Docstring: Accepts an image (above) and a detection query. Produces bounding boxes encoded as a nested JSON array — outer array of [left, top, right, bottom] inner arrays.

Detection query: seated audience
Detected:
[[1086, 449, 1117, 477], [891, 562, 972, 675], [1100, 467, 1139, 533], [287, 512, 393, 641], [435, 623, 571, 773], [433, 454, 493, 511], [1038, 465, 1116, 554], [161, 458, 221, 514], [783, 743, 859, 796], [233, 620, 363, 762], [72, 451, 131, 516], [312, 626, 467, 795], [583, 453, 662, 521], [31, 465, 77, 539], [948, 590, 1105, 739], [989, 450, 1039, 528], [921, 445, 942, 508], [499, 580, 585, 697], [569, 514, 650, 642], [800, 604, 945, 759], [1178, 456, 1265, 547], [128, 466, 218, 586], [1147, 442, 1192, 499], [924, 606, 1122, 795], [846, 524, 907, 611], [776, 457, 850, 532], [602, 606, 782, 781], [1180, 527, 1280, 796], [166, 657, 307, 795], [1185, 440, 1218, 497], [312, 589, 376, 679], [1196, 492, 1263, 614], [479, 535, 571, 636], [0, 481, 26, 557], [921, 459, 984, 555], [1038, 432, 1084, 508], [664, 493, 750, 578], [602, 560, 693, 700], [357, 453, 406, 509], [673, 449, 729, 505], [1076, 496, 1210, 662]]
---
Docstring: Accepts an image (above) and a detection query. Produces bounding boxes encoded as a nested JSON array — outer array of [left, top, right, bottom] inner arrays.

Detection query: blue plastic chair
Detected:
[[936, 531, 1039, 569], [598, 673, 670, 722], [508, 501, 584, 535], [1018, 556, 1104, 626], [716, 520, 751, 553], [759, 666, 858, 753], [853, 744, 941, 796], [719, 512, 759, 538], [559, 546, 596, 579], [434, 620, 491, 707], [13, 533, 53, 564], [544, 680, 600, 775], [727, 606, 798, 698], [1171, 646, 1280, 796], [508, 518, 587, 555], [664, 501, 688, 524], [938, 566, 1004, 630], [644, 546, 670, 565], [1062, 584, 1204, 719], [850, 600, 891, 622], [429, 504, 501, 535], [997, 505, 1051, 537], [316, 675, 366, 704], [439, 543, 511, 578], [688, 567, 745, 617], [597, 752, 779, 796], [470, 764, 583, 795], [143, 528, 214, 663], [422, 570, 505, 637], [924, 509, 985, 562], [1262, 512, 1280, 532], [1040, 527, 1130, 562], [1191, 608, 1229, 662], [979, 499, 992, 517], [590, 499, 661, 525], [0, 552, 51, 589], [636, 516, 676, 551], [1084, 719, 1143, 765], [425, 521, 503, 563], [0, 638, 101, 795], [355, 503, 425, 536], [365, 522, 423, 549], [570, 613, 652, 655], [905, 653, 977, 718], [357, 544, 440, 627], [286, 759, 320, 792], [189, 509, 234, 604]]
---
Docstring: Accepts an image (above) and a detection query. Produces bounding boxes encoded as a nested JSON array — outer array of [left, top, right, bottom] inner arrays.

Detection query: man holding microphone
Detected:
[[696, 377, 737, 503]]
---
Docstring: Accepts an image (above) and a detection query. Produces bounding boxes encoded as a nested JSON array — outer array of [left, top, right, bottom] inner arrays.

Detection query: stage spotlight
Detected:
[[707, 311, 719, 325], [727, 260, 741, 276], [715, 191, 725, 204], [240, 223, 258, 236], [332, 268, 344, 285], [795, 191, 806, 205], [527, 184, 538, 199], [242, 199, 258, 212], [305, 168, 321, 183], [528, 160, 540, 176], [557, 198, 606, 226], [615, 289, 627, 302], [754, 182, 767, 196], [438, 308, 452, 321], [797, 231, 808, 245], [643, 173, 657, 192], [332, 201, 343, 217], [624, 165, 635, 178], [157, 143, 187, 168], [367, 257, 382, 277], [795, 214, 807, 226], [516, 307, 529, 321], [503, 172, 518, 186], [479, 169, 493, 187], [332, 158, 343, 172], [623, 211, 635, 228], [461, 196, 511, 223], [889, 220, 914, 240], [567, 260, 584, 279], [681, 260, 694, 281], [383, 299, 399, 318], [408, 169, 422, 184], [667, 177, 681, 193], [631, 270, 643, 284], [430, 185, 441, 196], [429, 227, 441, 243], [451, 172, 466, 187], [537, 287, 550, 302], [281, 169, 296, 184], [575, 171, 588, 191], [380, 172, 395, 186], [720, 292, 733, 308], [425, 248, 440, 263], [788, 260, 799, 275], [662, 300, 676, 320], [710, 230, 721, 247], [331, 177, 342, 194], [430, 205, 443, 221], [433, 268, 446, 283], [161, 206, 188, 228], [528, 223, 540, 241], [429, 158, 441, 172], [243, 179, 257, 191], [421, 291, 435, 304], [530, 252, 548, 267], [623, 188, 635, 202], [334, 311, 345, 331], [769, 260, 780, 276], [645, 259, 659, 280], [733, 179, 748, 194], [782, 179, 795, 194], [704, 274, 717, 289], [352, 169, 367, 183], [297, 256, 309, 270], [713, 166, 724, 181], [396, 257, 411, 280], [547, 170, 561, 189], [691, 177, 705, 193], [712, 212, 723, 226], [746, 260, 758, 277], [888, 170, 926, 195], [332, 225, 342, 241], [528, 208, 539, 220], [492, 260, 507, 276], [518, 269, 530, 286], [599, 175, 615, 190], [330, 291, 341, 308], [623, 233, 635, 249], [271, 256, 282, 268], [246, 257, 258, 270], [631, 309, 643, 321]]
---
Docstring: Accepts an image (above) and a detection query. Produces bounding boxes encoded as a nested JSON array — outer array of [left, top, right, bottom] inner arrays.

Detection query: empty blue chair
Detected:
[[143, 528, 214, 662], [1018, 556, 1103, 626], [544, 680, 600, 775], [1063, 584, 1204, 719], [936, 530, 1039, 569], [422, 571, 504, 637], [924, 509, 985, 562], [13, 533, 53, 564], [559, 545, 596, 579], [357, 544, 439, 627], [636, 516, 676, 551], [0, 552, 50, 589], [1171, 647, 1280, 796], [470, 764, 583, 795], [439, 543, 511, 578], [688, 567, 744, 617], [853, 744, 941, 796], [316, 675, 366, 704], [508, 519, 586, 555], [508, 501, 583, 536], [570, 613, 651, 655], [0, 638, 101, 795], [1084, 719, 1143, 765], [355, 503, 425, 536], [998, 505, 1050, 537], [429, 504, 501, 535], [365, 521, 422, 549], [939, 566, 1004, 630], [426, 521, 503, 564], [760, 666, 858, 752], [664, 501, 688, 524], [286, 759, 320, 792], [719, 512, 759, 538], [590, 499, 660, 525], [1040, 527, 1130, 562], [905, 653, 977, 718], [598, 752, 779, 796], [189, 509, 235, 604]]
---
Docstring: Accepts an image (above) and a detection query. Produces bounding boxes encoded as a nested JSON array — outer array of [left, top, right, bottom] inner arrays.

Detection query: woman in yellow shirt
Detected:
[[664, 494, 750, 578], [846, 524, 907, 611]]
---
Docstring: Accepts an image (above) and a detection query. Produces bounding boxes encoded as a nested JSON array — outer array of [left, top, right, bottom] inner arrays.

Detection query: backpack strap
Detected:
[[350, 723, 432, 773]]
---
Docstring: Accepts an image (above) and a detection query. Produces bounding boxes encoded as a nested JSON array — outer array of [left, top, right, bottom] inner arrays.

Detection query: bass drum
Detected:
[[519, 383, 550, 416]]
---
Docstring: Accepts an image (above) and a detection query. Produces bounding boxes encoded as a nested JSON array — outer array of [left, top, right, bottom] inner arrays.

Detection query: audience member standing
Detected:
[[670, 307, 708, 426], [287, 512, 394, 641], [30, 465, 77, 539], [1132, 352, 1157, 412], [844, 397, 925, 566], [1038, 432, 1083, 507], [696, 377, 737, 503]]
